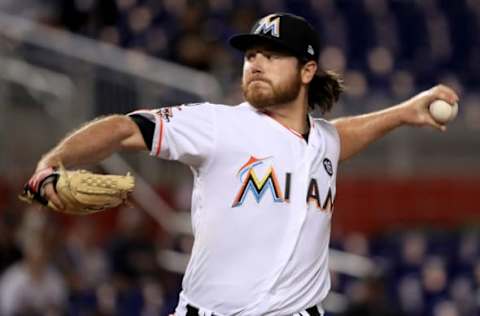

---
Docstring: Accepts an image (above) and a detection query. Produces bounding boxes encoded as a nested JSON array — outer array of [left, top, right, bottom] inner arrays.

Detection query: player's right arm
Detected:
[[32, 114, 146, 210], [29, 103, 215, 210], [36, 115, 146, 171]]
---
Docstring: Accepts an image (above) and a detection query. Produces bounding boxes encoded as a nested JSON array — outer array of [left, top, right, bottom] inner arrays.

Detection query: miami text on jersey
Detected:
[[232, 156, 335, 211]]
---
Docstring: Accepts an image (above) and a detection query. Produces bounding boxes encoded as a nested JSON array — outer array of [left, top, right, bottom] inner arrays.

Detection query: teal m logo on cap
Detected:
[[254, 14, 280, 38]]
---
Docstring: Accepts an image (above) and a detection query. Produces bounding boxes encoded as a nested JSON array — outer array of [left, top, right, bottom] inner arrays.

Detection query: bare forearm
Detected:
[[36, 115, 143, 171], [332, 85, 459, 162], [332, 103, 408, 161]]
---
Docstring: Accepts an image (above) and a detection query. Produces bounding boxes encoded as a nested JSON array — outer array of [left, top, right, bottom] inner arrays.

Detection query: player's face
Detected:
[[242, 46, 302, 109]]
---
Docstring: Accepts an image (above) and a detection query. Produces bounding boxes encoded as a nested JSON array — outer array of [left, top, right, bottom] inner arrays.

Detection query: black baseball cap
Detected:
[[229, 13, 320, 61]]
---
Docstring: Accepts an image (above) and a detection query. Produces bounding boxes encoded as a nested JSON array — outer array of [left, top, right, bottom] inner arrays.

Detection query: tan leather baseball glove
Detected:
[[20, 165, 135, 215]]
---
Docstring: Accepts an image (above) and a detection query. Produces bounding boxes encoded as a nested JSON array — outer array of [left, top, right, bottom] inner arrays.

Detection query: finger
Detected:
[[44, 184, 64, 210], [432, 84, 459, 104], [438, 84, 460, 103], [425, 115, 447, 132], [430, 123, 447, 132], [437, 125, 447, 132]]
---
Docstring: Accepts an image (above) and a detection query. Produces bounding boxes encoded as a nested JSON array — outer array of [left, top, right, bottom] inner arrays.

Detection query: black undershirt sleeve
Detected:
[[129, 114, 155, 151]]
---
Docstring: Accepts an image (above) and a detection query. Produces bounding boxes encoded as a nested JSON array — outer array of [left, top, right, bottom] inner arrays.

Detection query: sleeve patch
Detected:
[[154, 106, 183, 122]]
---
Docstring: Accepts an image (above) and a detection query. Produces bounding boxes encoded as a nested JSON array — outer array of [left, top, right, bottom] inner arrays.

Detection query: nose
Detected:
[[249, 51, 268, 63], [246, 52, 266, 73]]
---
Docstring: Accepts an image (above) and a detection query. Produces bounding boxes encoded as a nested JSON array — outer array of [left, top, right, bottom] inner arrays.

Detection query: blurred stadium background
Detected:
[[0, 0, 480, 315]]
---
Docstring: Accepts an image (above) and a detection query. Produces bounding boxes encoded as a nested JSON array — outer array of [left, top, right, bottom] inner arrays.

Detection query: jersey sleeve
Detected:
[[127, 103, 216, 167], [315, 118, 341, 165]]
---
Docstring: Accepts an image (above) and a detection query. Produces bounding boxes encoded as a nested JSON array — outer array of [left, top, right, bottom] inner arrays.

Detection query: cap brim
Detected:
[[229, 33, 296, 54]]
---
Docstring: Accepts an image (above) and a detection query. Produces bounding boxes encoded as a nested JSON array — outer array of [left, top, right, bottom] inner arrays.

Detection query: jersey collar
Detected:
[[243, 102, 315, 142]]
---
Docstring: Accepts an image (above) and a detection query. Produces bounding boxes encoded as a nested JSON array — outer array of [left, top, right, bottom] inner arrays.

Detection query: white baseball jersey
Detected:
[[129, 102, 340, 316]]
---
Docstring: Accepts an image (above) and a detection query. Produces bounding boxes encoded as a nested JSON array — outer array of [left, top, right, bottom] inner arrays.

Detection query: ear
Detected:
[[301, 61, 318, 84]]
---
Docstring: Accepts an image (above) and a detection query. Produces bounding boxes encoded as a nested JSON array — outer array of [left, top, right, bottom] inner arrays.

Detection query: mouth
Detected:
[[248, 79, 270, 86]]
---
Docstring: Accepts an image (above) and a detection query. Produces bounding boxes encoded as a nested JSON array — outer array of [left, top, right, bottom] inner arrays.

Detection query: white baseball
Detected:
[[429, 100, 457, 124]]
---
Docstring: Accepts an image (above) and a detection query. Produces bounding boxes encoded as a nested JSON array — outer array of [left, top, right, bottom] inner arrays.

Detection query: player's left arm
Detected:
[[331, 84, 459, 162]]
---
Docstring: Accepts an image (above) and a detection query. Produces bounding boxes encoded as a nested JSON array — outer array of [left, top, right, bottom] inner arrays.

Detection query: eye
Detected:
[[265, 50, 285, 60], [245, 51, 256, 61]]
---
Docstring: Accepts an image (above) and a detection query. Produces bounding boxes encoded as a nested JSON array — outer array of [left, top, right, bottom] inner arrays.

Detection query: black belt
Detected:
[[186, 304, 321, 316], [187, 304, 209, 316]]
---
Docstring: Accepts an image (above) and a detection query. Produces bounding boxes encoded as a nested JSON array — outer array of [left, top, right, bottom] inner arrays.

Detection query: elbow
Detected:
[[108, 115, 148, 151], [104, 115, 138, 140]]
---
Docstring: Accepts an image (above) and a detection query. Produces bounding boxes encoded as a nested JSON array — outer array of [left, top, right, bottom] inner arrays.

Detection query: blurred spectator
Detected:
[[390, 70, 415, 99], [471, 260, 480, 290], [449, 276, 475, 316], [108, 207, 157, 280], [455, 231, 479, 273], [106, 207, 158, 315], [422, 257, 448, 299], [401, 232, 427, 271], [398, 276, 424, 315], [433, 301, 459, 316], [0, 210, 21, 274], [342, 274, 404, 316], [0, 0, 57, 22], [64, 219, 109, 315], [0, 210, 67, 316], [65, 219, 109, 289], [168, 5, 214, 71], [58, 0, 118, 35], [141, 277, 167, 316], [343, 232, 370, 257]]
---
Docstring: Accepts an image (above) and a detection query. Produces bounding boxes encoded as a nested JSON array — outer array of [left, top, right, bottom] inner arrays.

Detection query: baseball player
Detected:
[[26, 13, 458, 316]]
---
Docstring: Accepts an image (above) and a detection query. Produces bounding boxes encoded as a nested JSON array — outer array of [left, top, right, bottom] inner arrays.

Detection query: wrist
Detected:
[[395, 100, 416, 125], [36, 154, 61, 173]]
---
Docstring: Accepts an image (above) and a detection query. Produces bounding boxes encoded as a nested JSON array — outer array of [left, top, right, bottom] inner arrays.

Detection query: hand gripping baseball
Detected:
[[402, 84, 459, 131]]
